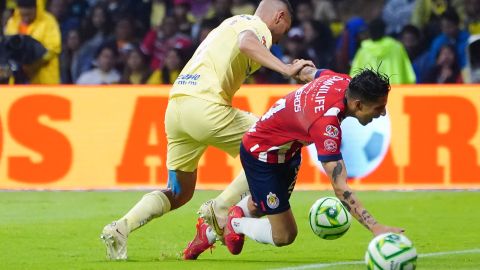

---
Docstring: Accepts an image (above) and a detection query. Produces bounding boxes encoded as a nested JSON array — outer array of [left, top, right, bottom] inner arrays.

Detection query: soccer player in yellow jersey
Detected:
[[100, 0, 314, 260]]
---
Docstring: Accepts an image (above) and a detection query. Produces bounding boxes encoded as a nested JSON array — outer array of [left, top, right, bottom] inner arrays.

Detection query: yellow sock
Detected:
[[120, 190, 171, 233], [214, 170, 250, 217]]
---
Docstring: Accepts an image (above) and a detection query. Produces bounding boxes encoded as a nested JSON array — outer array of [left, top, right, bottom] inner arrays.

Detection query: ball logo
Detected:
[[266, 192, 279, 209], [324, 139, 337, 152], [324, 125, 339, 138]]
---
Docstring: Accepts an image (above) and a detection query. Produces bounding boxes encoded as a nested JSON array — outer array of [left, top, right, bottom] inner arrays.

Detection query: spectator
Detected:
[[141, 15, 192, 69], [5, 0, 61, 84], [410, 0, 450, 45], [427, 8, 469, 69], [282, 28, 309, 65], [110, 17, 137, 70], [60, 28, 82, 83], [189, 0, 212, 22], [65, 0, 89, 20], [424, 44, 463, 83], [399, 24, 430, 82], [466, 35, 480, 83], [195, 19, 216, 46], [150, 0, 169, 29], [47, 0, 80, 41], [312, 0, 337, 23], [334, 17, 368, 73], [157, 47, 188, 84], [201, 0, 233, 28], [173, 0, 193, 36], [104, 0, 151, 25], [464, 0, 480, 35], [382, 0, 416, 36], [293, 1, 314, 26], [211, 0, 233, 22], [120, 45, 159, 84], [231, 0, 255, 15], [76, 43, 120, 84], [302, 19, 335, 69], [77, 3, 113, 74], [350, 18, 416, 84]]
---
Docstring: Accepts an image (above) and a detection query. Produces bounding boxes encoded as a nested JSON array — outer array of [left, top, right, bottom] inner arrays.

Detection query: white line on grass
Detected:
[[270, 248, 480, 270]]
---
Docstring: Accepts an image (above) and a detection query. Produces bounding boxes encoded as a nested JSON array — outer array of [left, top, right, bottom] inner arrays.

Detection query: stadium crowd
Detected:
[[1, 0, 479, 85]]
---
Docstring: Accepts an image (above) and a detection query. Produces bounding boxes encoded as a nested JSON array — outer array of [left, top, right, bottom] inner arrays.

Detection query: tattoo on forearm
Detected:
[[342, 191, 355, 205], [358, 209, 377, 228], [332, 163, 342, 182], [340, 200, 351, 211]]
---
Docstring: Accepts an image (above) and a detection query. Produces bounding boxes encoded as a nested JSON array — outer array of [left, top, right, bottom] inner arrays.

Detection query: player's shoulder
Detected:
[[317, 69, 351, 81], [224, 14, 259, 25]]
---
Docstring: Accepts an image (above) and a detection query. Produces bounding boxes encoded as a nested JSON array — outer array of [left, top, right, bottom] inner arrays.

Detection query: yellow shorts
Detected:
[[165, 96, 258, 172]]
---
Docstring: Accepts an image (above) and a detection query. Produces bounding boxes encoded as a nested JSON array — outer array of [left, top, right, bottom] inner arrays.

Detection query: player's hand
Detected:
[[285, 59, 315, 77], [294, 65, 317, 83], [371, 223, 405, 236]]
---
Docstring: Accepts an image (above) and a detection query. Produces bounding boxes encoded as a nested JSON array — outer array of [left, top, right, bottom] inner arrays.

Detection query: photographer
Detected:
[[4, 0, 61, 84], [0, 33, 47, 84]]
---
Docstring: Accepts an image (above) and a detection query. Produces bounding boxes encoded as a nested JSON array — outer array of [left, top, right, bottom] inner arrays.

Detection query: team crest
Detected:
[[324, 125, 339, 138], [324, 139, 338, 152], [266, 192, 279, 209]]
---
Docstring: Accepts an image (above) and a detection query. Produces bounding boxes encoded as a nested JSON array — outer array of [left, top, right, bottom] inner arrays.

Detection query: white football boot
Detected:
[[197, 199, 227, 237], [100, 219, 128, 260]]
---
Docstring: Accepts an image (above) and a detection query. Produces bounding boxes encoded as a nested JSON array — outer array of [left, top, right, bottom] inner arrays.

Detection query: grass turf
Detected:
[[0, 190, 479, 269]]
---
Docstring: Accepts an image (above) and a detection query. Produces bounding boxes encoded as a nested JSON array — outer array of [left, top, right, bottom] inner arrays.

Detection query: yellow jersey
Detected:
[[170, 15, 272, 105]]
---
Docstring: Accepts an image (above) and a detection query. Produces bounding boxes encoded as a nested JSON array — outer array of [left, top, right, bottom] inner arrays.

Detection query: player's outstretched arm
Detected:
[[238, 30, 315, 77], [321, 159, 405, 236]]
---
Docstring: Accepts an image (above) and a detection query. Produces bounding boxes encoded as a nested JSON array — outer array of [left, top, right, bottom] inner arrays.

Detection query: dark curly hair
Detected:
[[347, 68, 390, 103]]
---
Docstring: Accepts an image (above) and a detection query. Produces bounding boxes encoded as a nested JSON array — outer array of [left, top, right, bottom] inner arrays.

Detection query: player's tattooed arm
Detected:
[[322, 159, 379, 231]]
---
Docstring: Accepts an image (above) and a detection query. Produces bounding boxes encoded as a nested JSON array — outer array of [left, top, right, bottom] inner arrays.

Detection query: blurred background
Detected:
[[1, 0, 480, 85]]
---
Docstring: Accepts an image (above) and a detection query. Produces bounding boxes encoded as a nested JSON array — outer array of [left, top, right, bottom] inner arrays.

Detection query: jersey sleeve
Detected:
[[229, 15, 272, 48], [309, 117, 343, 162]]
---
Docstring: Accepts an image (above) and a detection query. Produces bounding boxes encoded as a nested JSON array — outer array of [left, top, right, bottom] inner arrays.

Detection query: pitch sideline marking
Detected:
[[270, 248, 480, 270]]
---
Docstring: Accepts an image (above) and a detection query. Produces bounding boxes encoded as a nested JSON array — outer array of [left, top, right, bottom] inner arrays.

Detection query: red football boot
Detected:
[[224, 206, 245, 255], [183, 218, 214, 260]]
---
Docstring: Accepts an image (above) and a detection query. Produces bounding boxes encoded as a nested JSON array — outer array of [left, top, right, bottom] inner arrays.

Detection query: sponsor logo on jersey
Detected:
[[266, 192, 280, 209], [324, 139, 338, 152], [324, 125, 339, 138], [175, 74, 201, 86]]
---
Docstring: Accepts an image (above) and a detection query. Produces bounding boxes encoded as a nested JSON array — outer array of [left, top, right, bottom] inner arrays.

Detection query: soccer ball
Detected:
[[308, 197, 352, 240], [307, 113, 391, 178], [365, 233, 417, 270]]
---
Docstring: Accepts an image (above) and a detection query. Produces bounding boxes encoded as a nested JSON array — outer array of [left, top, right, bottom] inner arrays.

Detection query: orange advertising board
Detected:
[[0, 85, 479, 190]]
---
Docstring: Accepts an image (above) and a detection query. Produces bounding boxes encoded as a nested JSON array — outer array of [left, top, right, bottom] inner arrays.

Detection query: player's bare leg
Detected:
[[198, 170, 250, 235], [101, 170, 197, 260]]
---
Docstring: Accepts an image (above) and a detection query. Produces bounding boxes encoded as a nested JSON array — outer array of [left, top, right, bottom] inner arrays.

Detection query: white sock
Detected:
[[120, 190, 171, 233], [205, 225, 217, 244], [231, 217, 275, 246], [236, 195, 253, 218]]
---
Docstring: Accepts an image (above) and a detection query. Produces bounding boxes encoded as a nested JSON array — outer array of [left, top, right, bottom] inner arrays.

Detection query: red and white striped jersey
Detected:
[[242, 70, 350, 163]]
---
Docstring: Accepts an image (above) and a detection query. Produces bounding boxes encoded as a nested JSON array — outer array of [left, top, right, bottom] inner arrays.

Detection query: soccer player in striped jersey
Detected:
[[220, 67, 405, 254]]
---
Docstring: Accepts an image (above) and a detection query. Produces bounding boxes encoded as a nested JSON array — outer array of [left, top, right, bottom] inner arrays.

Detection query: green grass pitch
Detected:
[[1, 190, 479, 269]]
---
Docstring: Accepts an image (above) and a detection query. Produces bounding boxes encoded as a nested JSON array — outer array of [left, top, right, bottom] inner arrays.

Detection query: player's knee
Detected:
[[169, 189, 194, 208], [272, 228, 297, 246], [166, 170, 196, 209]]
